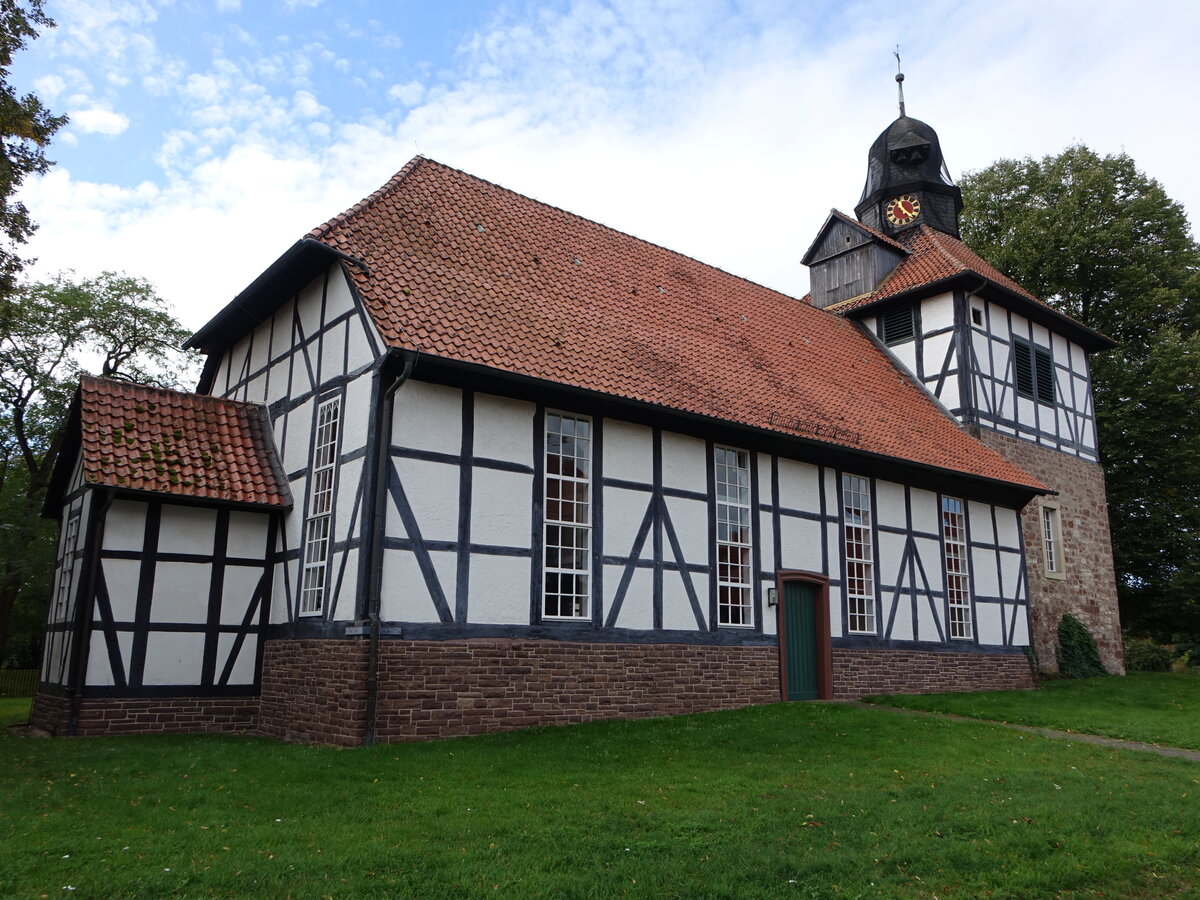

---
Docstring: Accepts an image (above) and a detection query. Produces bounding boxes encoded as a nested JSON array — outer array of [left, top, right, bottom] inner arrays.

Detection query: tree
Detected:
[[0, 1, 67, 292], [959, 146, 1200, 638], [0, 272, 197, 662]]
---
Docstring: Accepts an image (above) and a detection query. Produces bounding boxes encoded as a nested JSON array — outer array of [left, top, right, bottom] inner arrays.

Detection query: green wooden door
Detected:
[[783, 581, 818, 700]]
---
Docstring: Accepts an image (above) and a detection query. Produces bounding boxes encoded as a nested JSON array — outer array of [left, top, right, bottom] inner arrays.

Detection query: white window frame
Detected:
[[714, 446, 753, 627], [941, 496, 973, 640], [54, 514, 81, 619], [842, 473, 876, 634], [1041, 503, 1065, 580], [542, 411, 592, 620], [300, 396, 341, 616]]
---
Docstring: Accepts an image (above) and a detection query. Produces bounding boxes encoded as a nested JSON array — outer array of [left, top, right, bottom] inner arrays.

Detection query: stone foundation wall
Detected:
[[372, 639, 780, 742], [29, 691, 259, 736], [27, 638, 1043, 743], [831, 647, 1037, 697], [258, 638, 780, 744], [258, 639, 369, 746], [973, 430, 1124, 674], [28, 691, 70, 735]]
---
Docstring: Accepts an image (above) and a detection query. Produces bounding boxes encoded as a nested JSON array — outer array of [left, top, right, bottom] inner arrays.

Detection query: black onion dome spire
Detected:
[[854, 114, 964, 238]]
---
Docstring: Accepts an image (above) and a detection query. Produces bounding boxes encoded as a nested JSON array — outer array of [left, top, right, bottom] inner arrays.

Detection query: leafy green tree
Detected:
[[0, 1, 66, 292], [0, 273, 197, 663], [960, 146, 1200, 638]]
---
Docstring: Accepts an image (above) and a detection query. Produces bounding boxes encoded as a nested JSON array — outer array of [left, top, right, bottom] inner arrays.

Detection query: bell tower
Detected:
[[854, 64, 963, 237]]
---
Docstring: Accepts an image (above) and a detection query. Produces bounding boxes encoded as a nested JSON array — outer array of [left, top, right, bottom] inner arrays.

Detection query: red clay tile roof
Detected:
[[309, 157, 1044, 491], [830, 224, 1104, 336], [829, 224, 1038, 311], [78, 376, 290, 507]]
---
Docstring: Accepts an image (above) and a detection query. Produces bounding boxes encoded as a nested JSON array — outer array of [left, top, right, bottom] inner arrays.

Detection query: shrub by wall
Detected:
[[1057, 613, 1108, 678], [1122, 637, 1172, 673]]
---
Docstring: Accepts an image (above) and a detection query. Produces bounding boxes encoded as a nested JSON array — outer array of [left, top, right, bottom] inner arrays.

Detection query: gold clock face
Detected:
[[885, 193, 921, 226]]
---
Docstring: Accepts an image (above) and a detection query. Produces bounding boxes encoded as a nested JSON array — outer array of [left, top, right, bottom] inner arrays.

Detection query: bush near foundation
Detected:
[[1057, 613, 1108, 678], [1170, 634, 1200, 667], [1122, 636, 1172, 672]]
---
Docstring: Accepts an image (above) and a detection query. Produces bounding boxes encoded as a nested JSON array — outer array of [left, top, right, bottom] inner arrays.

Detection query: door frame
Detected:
[[775, 570, 834, 701]]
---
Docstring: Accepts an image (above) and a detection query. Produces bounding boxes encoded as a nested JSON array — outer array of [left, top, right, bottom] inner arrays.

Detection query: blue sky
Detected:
[[13, 0, 1200, 331]]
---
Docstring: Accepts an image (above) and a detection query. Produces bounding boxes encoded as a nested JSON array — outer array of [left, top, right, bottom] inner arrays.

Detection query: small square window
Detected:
[[971, 307, 983, 326]]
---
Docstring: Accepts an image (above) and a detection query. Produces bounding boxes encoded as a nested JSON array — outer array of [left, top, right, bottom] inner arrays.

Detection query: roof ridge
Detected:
[[309, 155, 427, 242], [83, 374, 268, 413], [830, 209, 908, 252], [324, 156, 810, 305], [922, 225, 971, 274]]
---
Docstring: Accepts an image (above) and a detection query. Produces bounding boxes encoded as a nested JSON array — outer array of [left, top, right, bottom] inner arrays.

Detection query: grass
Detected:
[[3, 694, 1199, 898], [864, 670, 1200, 750]]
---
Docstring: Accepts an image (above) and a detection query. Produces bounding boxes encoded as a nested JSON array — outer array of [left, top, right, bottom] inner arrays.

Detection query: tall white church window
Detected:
[[54, 514, 80, 618], [1041, 504, 1064, 579], [300, 396, 340, 615], [543, 412, 591, 619], [941, 496, 972, 639], [843, 474, 876, 634], [714, 446, 752, 626]]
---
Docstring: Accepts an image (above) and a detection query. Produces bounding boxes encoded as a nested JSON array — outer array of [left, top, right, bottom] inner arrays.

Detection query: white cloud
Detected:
[[282, 0, 325, 9], [45, 0, 165, 74], [387, 81, 424, 106], [69, 107, 131, 135], [34, 74, 66, 102], [184, 73, 223, 104], [143, 58, 187, 96], [216, 0, 241, 11], [16, 0, 1200, 341], [292, 89, 325, 118]]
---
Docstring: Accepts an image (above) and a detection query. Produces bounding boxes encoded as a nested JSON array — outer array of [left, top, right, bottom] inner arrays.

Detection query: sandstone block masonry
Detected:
[[30, 637, 1043, 744], [832, 648, 1037, 697], [974, 429, 1124, 674], [259, 638, 781, 746], [28, 691, 259, 736]]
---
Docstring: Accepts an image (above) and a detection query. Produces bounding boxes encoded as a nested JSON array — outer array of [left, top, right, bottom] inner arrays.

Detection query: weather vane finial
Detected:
[[894, 46, 906, 117]]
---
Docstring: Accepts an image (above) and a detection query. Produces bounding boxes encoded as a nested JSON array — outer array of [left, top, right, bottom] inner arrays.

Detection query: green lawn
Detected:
[[865, 671, 1200, 750], [3, 695, 1198, 898]]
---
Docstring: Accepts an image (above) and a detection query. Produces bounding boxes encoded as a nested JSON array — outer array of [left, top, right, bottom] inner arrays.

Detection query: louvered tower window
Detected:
[[1014, 339, 1056, 404], [878, 304, 916, 346]]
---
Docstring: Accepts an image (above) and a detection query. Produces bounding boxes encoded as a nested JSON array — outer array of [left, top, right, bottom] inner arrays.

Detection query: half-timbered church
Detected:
[[31, 106, 1124, 744]]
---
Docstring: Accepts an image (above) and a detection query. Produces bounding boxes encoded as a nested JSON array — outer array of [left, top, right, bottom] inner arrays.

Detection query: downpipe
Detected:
[[363, 350, 416, 747]]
